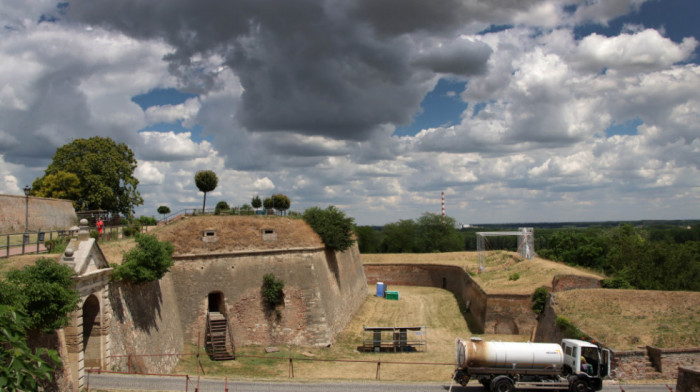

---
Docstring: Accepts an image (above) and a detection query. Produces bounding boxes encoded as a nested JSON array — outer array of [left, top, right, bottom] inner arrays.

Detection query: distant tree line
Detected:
[[356, 218, 700, 292]]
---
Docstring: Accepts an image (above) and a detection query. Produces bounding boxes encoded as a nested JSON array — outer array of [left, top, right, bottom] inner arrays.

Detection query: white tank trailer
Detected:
[[453, 337, 611, 392]]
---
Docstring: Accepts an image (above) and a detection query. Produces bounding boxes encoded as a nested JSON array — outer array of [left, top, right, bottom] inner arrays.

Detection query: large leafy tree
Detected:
[[194, 170, 218, 213], [416, 213, 464, 253], [32, 136, 143, 215]]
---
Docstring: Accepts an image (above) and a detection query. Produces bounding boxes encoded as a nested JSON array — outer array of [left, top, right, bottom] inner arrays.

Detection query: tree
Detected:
[[194, 170, 218, 213], [416, 213, 464, 252], [112, 234, 174, 284], [303, 206, 356, 251], [157, 205, 171, 221], [32, 136, 143, 215], [0, 259, 80, 332], [215, 201, 230, 215], [31, 171, 81, 208], [272, 194, 291, 215], [380, 219, 418, 253], [355, 226, 382, 253], [0, 306, 61, 391], [251, 195, 262, 210], [263, 197, 274, 212]]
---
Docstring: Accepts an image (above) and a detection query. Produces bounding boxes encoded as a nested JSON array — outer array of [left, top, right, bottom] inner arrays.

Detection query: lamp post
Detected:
[[23, 185, 30, 251]]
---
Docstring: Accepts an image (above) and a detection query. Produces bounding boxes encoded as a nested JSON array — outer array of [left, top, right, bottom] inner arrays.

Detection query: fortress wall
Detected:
[[0, 194, 77, 233], [485, 294, 537, 335], [363, 264, 497, 335], [107, 275, 184, 373], [168, 245, 367, 347], [551, 274, 602, 292], [317, 245, 369, 339]]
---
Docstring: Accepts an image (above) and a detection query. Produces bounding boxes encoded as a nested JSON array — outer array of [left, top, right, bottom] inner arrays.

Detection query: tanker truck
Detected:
[[453, 337, 611, 392]]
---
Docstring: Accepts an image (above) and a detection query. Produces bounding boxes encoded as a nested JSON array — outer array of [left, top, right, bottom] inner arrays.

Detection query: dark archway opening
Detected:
[[83, 295, 101, 368], [208, 292, 224, 313]]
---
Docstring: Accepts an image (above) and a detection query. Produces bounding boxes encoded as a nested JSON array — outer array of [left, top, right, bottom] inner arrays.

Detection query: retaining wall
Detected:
[[551, 274, 602, 292], [677, 367, 700, 392], [168, 244, 367, 347], [363, 263, 536, 335], [0, 194, 76, 233], [108, 276, 185, 373]]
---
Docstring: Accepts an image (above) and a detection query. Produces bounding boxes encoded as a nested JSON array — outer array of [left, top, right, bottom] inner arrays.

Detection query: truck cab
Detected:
[[561, 339, 611, 381]]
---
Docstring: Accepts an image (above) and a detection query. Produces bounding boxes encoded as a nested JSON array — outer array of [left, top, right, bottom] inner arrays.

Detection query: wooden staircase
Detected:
[[205, 312, 235, 360]]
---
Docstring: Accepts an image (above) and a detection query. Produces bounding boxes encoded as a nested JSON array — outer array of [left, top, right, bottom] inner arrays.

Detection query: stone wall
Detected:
[[677, 367, 700, 392], [108, 276, 185, 373], [167, 244, 367, 348], [551, 274, 602, 292], [363, 263, 536, 336], [0, 194, 76, 233], [648, 347, 700, 379]]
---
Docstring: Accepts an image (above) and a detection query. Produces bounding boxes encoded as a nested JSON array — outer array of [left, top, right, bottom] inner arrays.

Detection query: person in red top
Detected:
[[96, 218, 104, 235]]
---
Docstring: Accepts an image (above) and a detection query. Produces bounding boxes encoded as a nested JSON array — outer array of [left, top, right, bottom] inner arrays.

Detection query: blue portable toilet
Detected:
[[376, 282, 385, 297]]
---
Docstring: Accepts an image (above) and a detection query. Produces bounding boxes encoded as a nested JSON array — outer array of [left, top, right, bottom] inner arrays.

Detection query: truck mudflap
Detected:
[[453, 369, 470, 387]]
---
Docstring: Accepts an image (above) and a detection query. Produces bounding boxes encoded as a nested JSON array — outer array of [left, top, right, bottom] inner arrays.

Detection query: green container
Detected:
[[385, 291, 400, 300]]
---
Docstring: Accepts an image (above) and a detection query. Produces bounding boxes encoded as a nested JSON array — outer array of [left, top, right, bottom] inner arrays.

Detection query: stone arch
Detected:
[[82, 294, 102, 368]]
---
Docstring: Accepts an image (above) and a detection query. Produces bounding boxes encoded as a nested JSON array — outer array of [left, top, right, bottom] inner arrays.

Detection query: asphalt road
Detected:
[[87, 373, 676, 392]]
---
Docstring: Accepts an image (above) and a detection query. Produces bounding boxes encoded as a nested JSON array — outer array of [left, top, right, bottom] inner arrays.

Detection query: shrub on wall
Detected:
[[302, 206, 355, 252], [261, 273, 285, 308], [555, 316, 584, 339], [112, 234, 174, 284], [531, 286, 548, 315]]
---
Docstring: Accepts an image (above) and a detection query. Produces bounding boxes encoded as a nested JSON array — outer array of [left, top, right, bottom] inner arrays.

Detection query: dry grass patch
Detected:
[[156, 216, 322, 255], [553, 289, 700, 350], [363, 251, 603, 295]]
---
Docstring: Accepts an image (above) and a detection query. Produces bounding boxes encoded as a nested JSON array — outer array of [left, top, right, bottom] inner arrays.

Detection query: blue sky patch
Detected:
[[394, 78, 468, 137], [605, 118, 643, 137], [131, 88, 199, 110]]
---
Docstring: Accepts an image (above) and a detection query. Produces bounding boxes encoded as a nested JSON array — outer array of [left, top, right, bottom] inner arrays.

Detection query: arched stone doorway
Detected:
[[83, 295, 102, 368]]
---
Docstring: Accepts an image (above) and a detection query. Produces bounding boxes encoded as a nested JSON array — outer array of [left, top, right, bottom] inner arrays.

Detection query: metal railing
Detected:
[[0, 225, 152, 258], [158, 208, 300, 225]]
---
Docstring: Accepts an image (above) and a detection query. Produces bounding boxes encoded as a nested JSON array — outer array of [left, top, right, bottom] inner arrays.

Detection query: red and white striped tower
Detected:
[[441, 192, 445, 217]]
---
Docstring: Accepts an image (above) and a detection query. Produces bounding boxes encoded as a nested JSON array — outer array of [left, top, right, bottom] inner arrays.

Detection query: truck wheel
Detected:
[[569, 379, 588, 392], [491, 377, 514, 392]]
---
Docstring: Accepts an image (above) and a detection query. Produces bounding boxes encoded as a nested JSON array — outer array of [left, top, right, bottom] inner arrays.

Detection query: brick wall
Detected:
[[551, 274, 602, 292], [0, 194, 76, 233]]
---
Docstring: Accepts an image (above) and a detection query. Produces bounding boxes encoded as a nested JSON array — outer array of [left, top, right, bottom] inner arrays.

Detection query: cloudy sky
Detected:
[[1, 0, 698, 226]]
